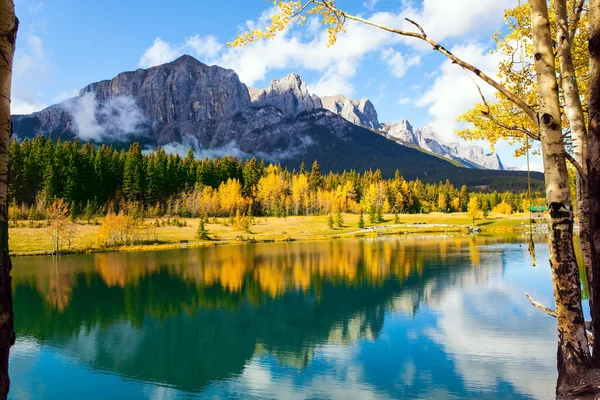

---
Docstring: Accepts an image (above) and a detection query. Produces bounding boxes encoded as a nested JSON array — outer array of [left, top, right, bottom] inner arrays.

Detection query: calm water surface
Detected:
[[9, 234, 559, 399]]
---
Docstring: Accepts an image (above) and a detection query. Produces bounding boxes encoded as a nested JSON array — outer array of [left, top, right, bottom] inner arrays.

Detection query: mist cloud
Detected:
[[64, 93, 148, 142], [159, 135, 314, 162]]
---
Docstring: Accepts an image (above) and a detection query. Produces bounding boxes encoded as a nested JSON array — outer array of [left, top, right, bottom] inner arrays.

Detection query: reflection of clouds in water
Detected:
[[142, 385, 179, 400], [426, 281, 556, 400], [235, 354, 386, 400], [64, 321, 143, 367]]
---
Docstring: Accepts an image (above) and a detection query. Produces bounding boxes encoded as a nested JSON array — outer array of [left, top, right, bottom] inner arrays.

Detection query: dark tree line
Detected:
[[8, 138, 543, 217]]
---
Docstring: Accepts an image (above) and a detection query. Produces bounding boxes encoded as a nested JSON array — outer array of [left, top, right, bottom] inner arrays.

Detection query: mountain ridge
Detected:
[[11, 54, 538, 188]]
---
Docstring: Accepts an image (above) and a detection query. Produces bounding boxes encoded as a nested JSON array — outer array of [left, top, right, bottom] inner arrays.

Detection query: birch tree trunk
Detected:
[[530, 0, 590, 395], [555, 0, 596, 353], [0, 0, 17, 397], [589, 0, 600, 368]]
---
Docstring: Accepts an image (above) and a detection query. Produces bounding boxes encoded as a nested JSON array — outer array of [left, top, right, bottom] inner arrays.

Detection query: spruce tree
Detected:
[[358, 211, 365, 229], [335, 210, 343, 227], [196, 217, 210, 240], [327, 213, 334, 229], [309, 160, 323, 191], [394, 213, 399, 224]]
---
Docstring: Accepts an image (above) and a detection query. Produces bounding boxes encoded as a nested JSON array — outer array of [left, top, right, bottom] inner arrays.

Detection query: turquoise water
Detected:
[[9, 235, 558, 399]]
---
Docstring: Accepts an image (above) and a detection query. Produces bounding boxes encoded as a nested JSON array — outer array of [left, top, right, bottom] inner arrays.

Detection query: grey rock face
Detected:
[[81, 54, 251, 124], [251, 73, 322, 117], [321, 95, 381, 130], [381, 121, 504, 170]]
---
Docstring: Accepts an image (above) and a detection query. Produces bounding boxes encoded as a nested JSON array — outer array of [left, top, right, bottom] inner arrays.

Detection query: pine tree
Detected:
[[308, 160, 323, 191], [299, 161, 307, 175], [358, 211, 365, 229], [123, 143, 145, 202], [84, 200, 95, 223], [369, 206, 376, 223], [394, 213, 399, 224], [335, 210, 343, 227], [327, 213, 334, 229], [196, 217, 210, 240]]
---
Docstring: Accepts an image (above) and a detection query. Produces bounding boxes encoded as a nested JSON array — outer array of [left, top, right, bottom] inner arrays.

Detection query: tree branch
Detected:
[[469, 73, 540, 141], [564, 151, 588, 184], [569, 0, 586, 43], [526, 293, 557, 317], [526, 293, 594, 342], [338, 11, 539, 123]]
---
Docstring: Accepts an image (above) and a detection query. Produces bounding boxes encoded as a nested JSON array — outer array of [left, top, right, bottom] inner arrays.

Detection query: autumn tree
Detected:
[[467, 197, 482, 226], [0, 0, 17, 395], [45, 199, 70, 255]]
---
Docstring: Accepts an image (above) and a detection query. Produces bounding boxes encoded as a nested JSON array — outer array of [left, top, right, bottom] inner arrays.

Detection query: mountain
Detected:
[[250, 73, 322, 117], [381, 121, 504, 170], [12, 55, 540, 188], [317, 93, 503, 170], [321, 95, 381, 130]]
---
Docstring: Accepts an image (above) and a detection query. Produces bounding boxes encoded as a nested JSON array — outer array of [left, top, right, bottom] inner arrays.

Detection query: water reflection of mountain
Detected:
[[11, 235, 526, 394]]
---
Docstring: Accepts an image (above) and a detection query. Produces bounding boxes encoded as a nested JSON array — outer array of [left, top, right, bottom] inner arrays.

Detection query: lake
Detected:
[[8, 234, 560, 399]]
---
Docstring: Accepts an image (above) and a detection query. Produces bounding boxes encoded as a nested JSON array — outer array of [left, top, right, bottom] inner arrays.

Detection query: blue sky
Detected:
[[11, 0, 542, 171]]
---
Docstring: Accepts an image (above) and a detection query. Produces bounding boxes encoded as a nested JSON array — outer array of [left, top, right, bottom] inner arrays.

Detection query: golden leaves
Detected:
[[459, 0, 588, 157], [228, 1, 347, 48]]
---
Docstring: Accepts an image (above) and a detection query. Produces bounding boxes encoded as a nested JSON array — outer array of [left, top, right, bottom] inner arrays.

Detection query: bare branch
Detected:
[[526, 293, 557, 317], [565, 151, 589, 184], [291, 1, 313, 19], [405, 18, 426, 37], [570, 0, 586, 43], [526, 293, 594, 343], [337, 11, 539, 123]]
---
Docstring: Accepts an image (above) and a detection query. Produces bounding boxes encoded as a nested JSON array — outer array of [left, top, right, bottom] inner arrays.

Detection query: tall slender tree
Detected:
[[0, 0, 17, 396]]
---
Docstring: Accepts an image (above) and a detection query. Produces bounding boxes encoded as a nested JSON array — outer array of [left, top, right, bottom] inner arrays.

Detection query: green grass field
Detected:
[[8, 212, 539, 256]]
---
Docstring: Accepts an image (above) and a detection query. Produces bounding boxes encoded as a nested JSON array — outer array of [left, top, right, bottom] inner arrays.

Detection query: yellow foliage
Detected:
[[458, 1, 588, 157], [493, 201, 513, 215], [228, 1, 346, 48]]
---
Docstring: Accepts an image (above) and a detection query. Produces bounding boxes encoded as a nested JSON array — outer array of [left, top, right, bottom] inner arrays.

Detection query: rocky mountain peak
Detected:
[[251, 72, 322, 116], [380, 120, 503, 170], [321, 95, 380, 130]]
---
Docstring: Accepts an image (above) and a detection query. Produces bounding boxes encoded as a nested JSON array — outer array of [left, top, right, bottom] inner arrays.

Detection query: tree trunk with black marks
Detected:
[[589, 0, 600, 369], [556, 0, 596, 357], [530, 0, 591, 396], [0, 0, 17, 398]]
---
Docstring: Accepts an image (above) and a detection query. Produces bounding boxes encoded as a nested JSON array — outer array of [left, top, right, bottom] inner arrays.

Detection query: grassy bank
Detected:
[[8, 212, 539, 256]]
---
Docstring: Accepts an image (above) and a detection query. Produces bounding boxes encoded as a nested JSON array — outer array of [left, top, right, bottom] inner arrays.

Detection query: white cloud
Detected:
[[139, 35, 223, 68], [398, 96, 411, 105], [380, 48, 421, 79], [63, 93, 148, 141], [12, 33, 49, 115], [10, 99, 45, 115], [139, 38, 180, 68], [363, 0, 379, 10], [54, 89, 79, 103], [416, 42, 503, 143], [405, 0, 515, 42]]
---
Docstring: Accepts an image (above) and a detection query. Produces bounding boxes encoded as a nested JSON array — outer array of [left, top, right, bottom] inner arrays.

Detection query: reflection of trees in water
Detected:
[[12, 234, 520, 393]]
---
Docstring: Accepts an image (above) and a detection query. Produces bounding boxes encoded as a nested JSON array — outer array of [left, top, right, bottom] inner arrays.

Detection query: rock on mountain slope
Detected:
[[316, 94, 503, 170], [382, 121, 504, 170], [321, 95, 381, 130], [12, 55, 531, 185], [250, 73, 322, 117]]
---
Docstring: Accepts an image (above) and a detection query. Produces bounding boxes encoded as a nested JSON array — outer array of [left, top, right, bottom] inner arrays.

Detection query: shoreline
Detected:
[[9, 215, 542, 257]]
